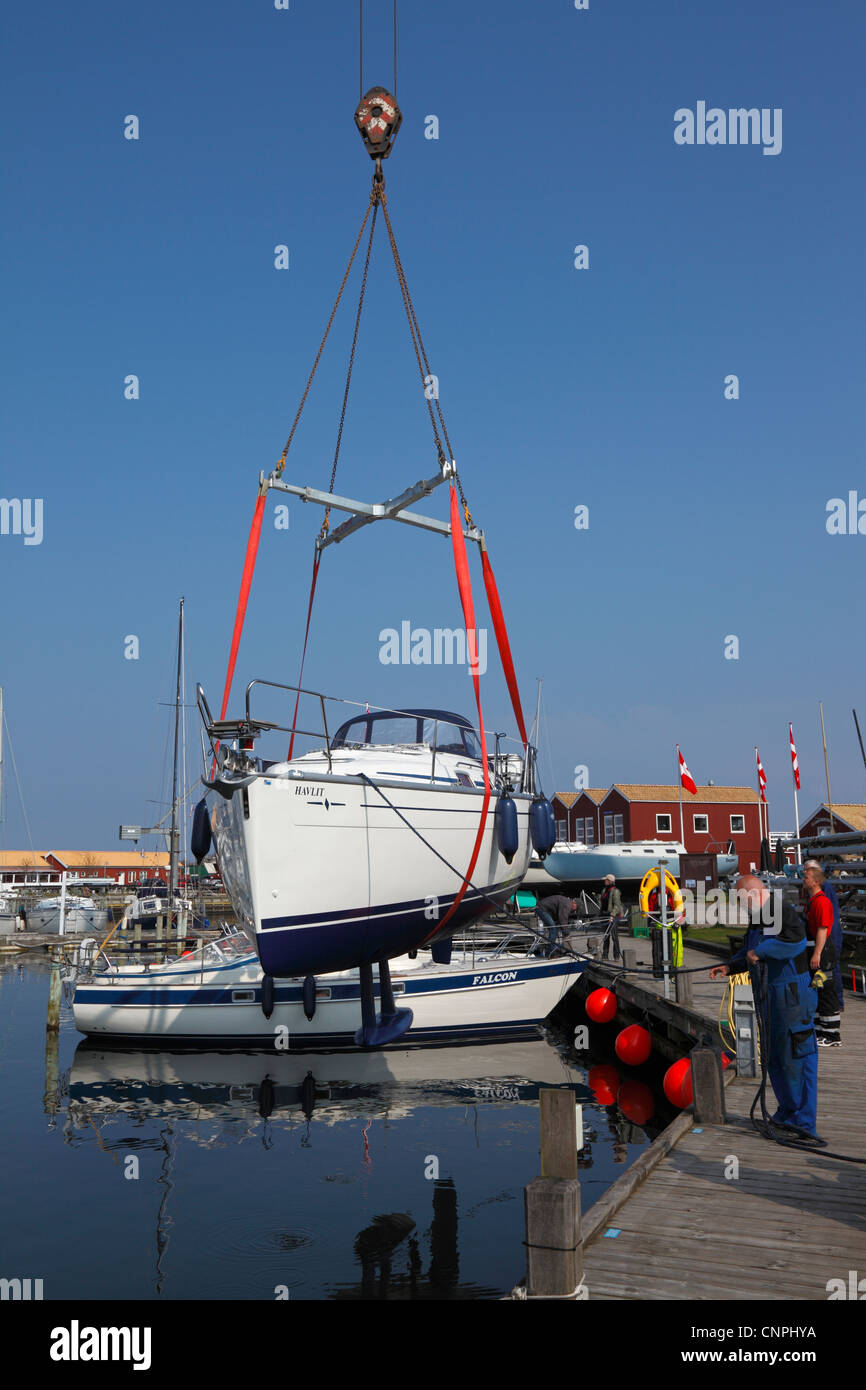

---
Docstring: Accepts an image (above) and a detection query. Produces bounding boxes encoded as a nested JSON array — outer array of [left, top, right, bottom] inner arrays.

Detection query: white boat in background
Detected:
[[72, 926, 585, 1049], [545, 839, 739, 884], [28, 894, 109, 935]]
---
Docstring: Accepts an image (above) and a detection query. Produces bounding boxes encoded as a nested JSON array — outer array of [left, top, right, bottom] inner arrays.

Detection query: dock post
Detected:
[[524, 1088, 583, 1299], [675, 964, 693, 1005], [46, 959, 62, 1033], [134, 920, 142, 954], [690, 1047, 726, 1124], [621, 947, 636, 971], [176, 908, 188, 955], [155, 913, 164, 947]]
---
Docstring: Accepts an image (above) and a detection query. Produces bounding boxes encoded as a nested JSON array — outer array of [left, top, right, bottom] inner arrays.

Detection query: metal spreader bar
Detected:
[[262, 460, 482, 550]]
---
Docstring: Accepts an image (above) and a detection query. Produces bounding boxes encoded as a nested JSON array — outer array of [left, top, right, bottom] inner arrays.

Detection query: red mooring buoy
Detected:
[[587, 1064, 621, 1107], [614, 1024, 652, 1067], [585, 987, 617, 1024], [663, 1057, 693, 1108], [617, 1079, 655, 1126]]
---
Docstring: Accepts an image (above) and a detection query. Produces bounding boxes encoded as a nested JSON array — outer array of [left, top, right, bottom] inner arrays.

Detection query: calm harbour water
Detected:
[[0, 955, 669, 1301]]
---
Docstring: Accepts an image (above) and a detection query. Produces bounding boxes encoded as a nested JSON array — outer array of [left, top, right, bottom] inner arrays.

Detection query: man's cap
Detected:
[[604, 874, 615, 883]]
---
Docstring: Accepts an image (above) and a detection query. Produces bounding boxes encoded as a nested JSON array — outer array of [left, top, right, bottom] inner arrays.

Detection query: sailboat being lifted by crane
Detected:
[[192, 80, 556, 1046]]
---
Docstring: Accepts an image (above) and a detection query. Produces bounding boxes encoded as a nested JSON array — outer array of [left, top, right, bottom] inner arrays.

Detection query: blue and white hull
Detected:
[[72, 937, 586, 1050]]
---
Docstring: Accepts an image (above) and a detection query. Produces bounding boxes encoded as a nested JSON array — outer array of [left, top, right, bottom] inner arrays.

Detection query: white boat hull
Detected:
[[209, 761, 533, 977], [72, 947, 585, 1050]]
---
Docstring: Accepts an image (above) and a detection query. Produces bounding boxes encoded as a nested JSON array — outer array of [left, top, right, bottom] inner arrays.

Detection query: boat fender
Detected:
[[261, 973, 275, 1019], [190, 798, 212, 865], [495, 794, 519, 864], [303, 974, 316, 1021], [408, 949, 417, 959], [529, 797, 556, 857], [431, 938, 452, 965]]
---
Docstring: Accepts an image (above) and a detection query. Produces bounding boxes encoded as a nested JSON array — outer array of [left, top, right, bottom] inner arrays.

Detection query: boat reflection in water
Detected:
[[67, 1039, 589, 1130], [65, 1039, 591, 1299]]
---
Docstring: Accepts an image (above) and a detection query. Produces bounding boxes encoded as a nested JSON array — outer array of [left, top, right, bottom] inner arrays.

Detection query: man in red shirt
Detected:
[[803, 864, 841, 1046]]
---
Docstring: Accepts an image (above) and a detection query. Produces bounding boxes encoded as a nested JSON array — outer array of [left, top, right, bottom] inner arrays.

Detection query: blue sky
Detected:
[[1, 0, 864, 848]]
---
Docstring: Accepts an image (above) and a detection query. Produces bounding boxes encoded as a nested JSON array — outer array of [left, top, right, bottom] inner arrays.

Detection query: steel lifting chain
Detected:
[[320, 188, 380, 540], [275, 186, 378, 479], [378, 193, 473, 529]]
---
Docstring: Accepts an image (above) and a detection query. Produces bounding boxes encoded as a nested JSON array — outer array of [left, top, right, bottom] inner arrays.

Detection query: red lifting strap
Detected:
[[423, 486, 491, 941], [218, 492, 267, 721], [480, 542, 528, 749]]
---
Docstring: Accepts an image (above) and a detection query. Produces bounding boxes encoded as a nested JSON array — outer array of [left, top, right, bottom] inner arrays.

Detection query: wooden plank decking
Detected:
[[578, 941, 866, 1300]]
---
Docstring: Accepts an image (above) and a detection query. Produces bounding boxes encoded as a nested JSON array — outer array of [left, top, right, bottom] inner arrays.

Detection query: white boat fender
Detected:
[[496, 794, 519, 864], [261, 973, 275, 1018], [191, 798, 212, 864], [303, 975, 317, 1021]]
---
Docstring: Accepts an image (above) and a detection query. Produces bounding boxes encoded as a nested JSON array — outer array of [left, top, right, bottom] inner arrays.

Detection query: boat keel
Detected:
[[353, 959, 413, 1048]]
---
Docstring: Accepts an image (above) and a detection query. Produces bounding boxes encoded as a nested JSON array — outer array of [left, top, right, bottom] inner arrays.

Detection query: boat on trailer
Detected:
[[71, 926, 586, 1050]]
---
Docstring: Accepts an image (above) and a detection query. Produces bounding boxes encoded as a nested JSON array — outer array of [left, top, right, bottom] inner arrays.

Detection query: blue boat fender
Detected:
[[303, 975, 317, 1021], [261, 973, 275, 1019], [431, 938, 453, 965], [530, 797, 556, 857], [496, 794, 519, 864], [190, 798, 212, 864]]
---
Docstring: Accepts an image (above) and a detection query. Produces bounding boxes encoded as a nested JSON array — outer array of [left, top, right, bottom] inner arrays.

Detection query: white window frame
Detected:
[[614, 814, 624, 843], [556, 819, 567, 841], [584, 818, 595, 845], [603, 814, 614, 843], [656, 813, 672, 834], [693, 814, 709, 835], [730, 814, 745, 834]]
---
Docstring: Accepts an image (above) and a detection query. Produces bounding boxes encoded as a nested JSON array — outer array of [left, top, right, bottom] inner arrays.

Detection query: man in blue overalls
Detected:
[[710, 874, 819, 1138]]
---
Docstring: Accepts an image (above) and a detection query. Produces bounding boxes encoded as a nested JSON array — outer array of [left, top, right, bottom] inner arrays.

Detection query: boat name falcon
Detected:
[[472, 971, 518, 986]]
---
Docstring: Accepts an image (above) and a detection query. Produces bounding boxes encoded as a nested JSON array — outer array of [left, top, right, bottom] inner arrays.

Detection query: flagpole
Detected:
[[819, 701, 835, 833], [790, 723, 801, 866], [677, 746, 685, 846]]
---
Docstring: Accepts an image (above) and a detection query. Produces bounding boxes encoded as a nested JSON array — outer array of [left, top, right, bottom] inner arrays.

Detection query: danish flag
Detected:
[[789, 723, 800, 790], [756, 747, 767, 802], [677, 746, 697, 796]]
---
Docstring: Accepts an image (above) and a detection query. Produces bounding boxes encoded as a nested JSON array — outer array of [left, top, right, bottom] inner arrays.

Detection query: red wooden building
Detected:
[[553, 785, 763, 872], [798, 803, 866, 840]]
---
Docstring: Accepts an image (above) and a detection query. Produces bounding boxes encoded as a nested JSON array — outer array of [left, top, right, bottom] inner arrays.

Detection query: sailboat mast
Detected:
[[0, 687, 4, 823], [169, 600, 184, 902]]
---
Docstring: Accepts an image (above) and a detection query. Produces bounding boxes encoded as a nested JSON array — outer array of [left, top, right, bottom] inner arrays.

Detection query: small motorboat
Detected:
[[71, 926, 586, 1050]]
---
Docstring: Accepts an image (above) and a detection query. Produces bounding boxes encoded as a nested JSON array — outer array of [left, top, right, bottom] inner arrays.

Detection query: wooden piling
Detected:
[[690, 1045, 726, 1124], [46, 960, 62, 1033], [675, 964, 693, 1005], [524, 1088, 583, 1298]]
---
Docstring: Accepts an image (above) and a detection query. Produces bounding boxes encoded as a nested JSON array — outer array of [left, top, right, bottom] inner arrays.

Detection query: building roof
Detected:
[[802, 804, 866, 833], [553, 789, 608, 807], [606, 784, 760, 805], [0, 851, 170, 868]]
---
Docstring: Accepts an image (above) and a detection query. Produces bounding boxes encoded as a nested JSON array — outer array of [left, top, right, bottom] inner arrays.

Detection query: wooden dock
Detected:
[[576, 939, 866, 1301]]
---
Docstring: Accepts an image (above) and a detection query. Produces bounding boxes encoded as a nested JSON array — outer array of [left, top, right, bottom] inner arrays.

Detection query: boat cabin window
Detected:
[[331, 709, 480, 758]]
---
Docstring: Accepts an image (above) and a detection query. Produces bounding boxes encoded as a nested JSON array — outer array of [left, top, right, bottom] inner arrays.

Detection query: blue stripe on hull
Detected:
[[256, 879, 518, 976]]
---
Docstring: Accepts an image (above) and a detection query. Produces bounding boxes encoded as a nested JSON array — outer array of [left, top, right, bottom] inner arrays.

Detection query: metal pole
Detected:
[[169, 599, 184, 908], [819, 702, 835, 832], [58, 870, 67, 937], [853, 709, 866, 785], [659, 857, 670, 1000], [677, 747, 685, 846]]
